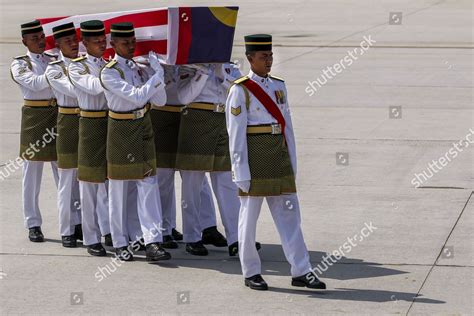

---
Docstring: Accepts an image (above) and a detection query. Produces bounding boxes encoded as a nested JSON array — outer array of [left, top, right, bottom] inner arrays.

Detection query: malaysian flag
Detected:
[[37, 6, 238, 64]]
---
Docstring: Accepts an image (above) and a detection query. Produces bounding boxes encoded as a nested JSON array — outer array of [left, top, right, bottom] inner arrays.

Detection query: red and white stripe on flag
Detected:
[[37, 7, 170, 62]]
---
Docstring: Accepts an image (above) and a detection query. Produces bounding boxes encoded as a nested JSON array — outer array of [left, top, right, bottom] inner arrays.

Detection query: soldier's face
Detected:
[[56, 34, 79, 59], [22, 31, 46, 54], [111, 36, 136, 59], [247, 50, 273, 76], [83, 35, 107, 58]]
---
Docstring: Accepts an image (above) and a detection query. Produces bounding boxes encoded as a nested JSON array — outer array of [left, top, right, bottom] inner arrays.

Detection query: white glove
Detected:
[[236, 180, 250, 193], [188, 63, 211, 75], [214, 64, 228, 82], [148, 52, 164, 79]]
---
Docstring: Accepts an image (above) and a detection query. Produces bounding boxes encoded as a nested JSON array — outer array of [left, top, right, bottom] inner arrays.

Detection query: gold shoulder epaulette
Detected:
[[14, 54, 29, 60], [72, 55, 87, 62], [49, 60, 64, 65], [270, 75, 284, 82], [105, 60, 118, 68], [234, 76, 249, 84]]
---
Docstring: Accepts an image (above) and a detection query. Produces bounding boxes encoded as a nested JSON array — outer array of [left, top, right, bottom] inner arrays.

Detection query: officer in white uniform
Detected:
[[68, 20, 112, 256], [10, 20, 59, 242], [176, 63, 244, 256], [150, 64, 219, 248], [100, 22, 170, 262], [45, 22, 82, 248], [226, 34, 326, 290]]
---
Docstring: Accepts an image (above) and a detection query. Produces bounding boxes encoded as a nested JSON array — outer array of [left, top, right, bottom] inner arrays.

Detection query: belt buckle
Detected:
[[271, 124, 282, 134], [50, 99, 57, 107], [214, 103, 225, 113], [133, 108, 145, 119]]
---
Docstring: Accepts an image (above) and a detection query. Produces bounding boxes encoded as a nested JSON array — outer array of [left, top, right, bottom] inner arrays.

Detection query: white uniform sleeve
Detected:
[[142, 65, 167, 106], [101, 66, 164, 111], [177, 70, 209, 104], [225, 84, 251, 182], [45, 64, 77, 98], [11, 59, 49, 92], [221, 64, 243, 91], [282, 85, 297, 177], [68, 62, 103, 95]]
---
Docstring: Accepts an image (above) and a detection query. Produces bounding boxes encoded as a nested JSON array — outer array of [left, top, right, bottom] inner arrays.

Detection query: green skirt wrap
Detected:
[[56, 112, 79, 169], [19, 106, 58, 161], [77, 116, 107, 183], [150, 107, 182, 169], [106, 112, 156, 180], [175, 109, 230, 171], [240, 133, 297, 197]]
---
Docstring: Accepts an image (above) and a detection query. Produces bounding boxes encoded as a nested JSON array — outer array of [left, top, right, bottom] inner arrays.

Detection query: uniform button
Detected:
[[261, 79, 264, 83], [257, 107, 260, 111]]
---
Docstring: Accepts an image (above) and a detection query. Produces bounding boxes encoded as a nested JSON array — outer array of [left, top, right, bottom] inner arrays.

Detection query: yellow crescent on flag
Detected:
[[209, 7, 238, 27]]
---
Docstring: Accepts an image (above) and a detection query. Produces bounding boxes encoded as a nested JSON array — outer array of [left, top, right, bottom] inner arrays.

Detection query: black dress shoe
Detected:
[[292, 272, 326, 289], [28, 226, 44, 242], [171, 228, 183, 241], [104, 234, 113, 247], [245, 274, 268, 291], [115, 246, 134, 261], [162, 235, 178, 249], [228, 241, 262, 257], [185, 241, 208, 256], [146, 243, 172, 261], [87, 243, 107, 256], [202, 226, 227, 247], [62, 235, 77, 248], [74, 224, 83, 241]]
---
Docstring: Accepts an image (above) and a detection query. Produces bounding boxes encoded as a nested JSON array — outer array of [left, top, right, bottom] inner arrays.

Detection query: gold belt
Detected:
[[109, 104, 150, 120], [58, 107, 80, 115], [80, 110, 108, 118], [24, 99, 57, 107], [151, 104, 183, 113], [186, 102, 225, 113], [247, 124, 282, 135]]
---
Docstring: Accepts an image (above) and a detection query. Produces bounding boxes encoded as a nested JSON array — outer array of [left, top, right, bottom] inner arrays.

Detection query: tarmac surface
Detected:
[[0, 0, 472, 314]]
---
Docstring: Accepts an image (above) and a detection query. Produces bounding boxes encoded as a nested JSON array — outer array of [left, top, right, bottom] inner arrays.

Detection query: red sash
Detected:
[[241, 78, 286, 136]]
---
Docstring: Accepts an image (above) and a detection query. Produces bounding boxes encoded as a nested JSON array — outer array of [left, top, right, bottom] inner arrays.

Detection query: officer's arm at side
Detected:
[[11, 59, 49, 92], [225, 84, 251, 182], [68, 62, 104, 95], [101, 67, 164, 110], [282, 86, 297, 177]]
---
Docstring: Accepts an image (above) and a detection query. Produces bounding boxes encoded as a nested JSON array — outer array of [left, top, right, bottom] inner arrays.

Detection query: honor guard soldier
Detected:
[[45, 22, 82, 248], [100, 22, 170, 262], [10, 20, 59, 242], [225, 34, 327, 290], [68, 20, 112, 256], [149, 64, 217, 248], [176, 62, 260, 256]]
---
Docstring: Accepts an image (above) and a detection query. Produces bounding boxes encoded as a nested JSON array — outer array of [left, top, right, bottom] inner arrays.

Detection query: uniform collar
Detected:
[[114, 54, 133, 68], [26, 50, 44, 60], [248, 69, 269, 84], [59, 51, 73, 66], [86, 53, 104, 65]]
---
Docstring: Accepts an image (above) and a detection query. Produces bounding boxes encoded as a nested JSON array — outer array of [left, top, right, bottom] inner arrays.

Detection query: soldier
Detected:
[[10, 20, 59, 242], [68, 20, 112, 256], [225, 34, 327, 290], [176, 63, 260, 256], [45, 22, 82, 248], [100, 22, 170, 262], [149, 63, 222, 249]]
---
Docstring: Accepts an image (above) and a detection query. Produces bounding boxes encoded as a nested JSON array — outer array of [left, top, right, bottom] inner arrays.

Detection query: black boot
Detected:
[[202, 226, 227, 247], [245, 274, 268, 291], [185, 241, 208, 256], [115, 246, 134, 261], [62, 235, 77, 248], [87, 243, 107, 256], [28, 226, 44, 242], [292, 272, 326, 289], [145, 243, 171, 261]]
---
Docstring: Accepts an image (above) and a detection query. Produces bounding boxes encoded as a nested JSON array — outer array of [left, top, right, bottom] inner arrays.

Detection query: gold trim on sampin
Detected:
[[80, 110, 108, 118], [24, 99, 56, 107], [58, 107, 80, 115], [52, 27, 76, 35]]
